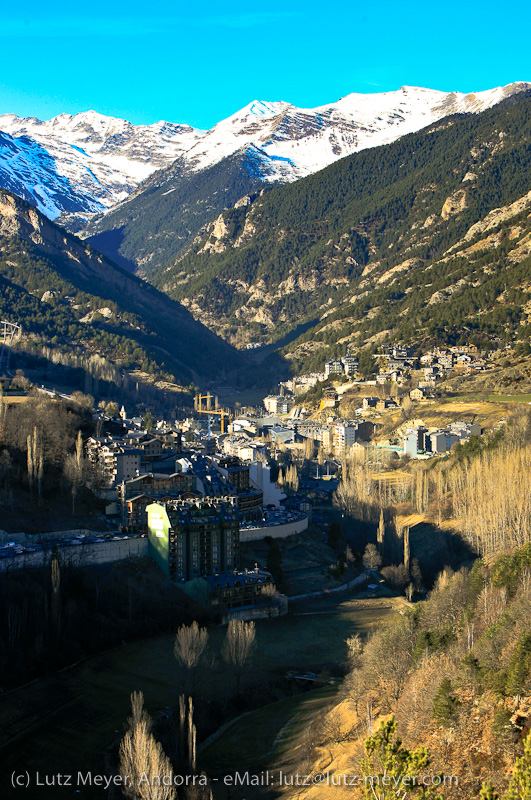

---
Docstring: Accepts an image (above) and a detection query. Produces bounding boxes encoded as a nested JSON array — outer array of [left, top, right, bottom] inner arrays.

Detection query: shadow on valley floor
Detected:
[[251, 318, 321, 359], [85, 225, 137, 273], [0, 595, 398, 799]]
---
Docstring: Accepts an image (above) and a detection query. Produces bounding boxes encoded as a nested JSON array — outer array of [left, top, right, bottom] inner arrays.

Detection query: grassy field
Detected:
[[485, 394, 531, 403], [0, 598, 398, 798], [200, 686, 337, 775], [451, 393, 528, 402], [3, 394, 30, 404], [397, 397, 510, 435]]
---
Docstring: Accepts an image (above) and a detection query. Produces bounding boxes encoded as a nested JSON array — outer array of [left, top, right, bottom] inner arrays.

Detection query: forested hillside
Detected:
[[0, 190, 245, 391], [296, 544, 531, 799], [152, 91, 531, 367], [288, 417, 531, 799], [85, 147, 275, 274]]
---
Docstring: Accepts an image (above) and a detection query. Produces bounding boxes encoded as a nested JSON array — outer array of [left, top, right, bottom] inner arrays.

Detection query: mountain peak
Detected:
[[247, 100, 288, 117], [2, 82, 530, 227]]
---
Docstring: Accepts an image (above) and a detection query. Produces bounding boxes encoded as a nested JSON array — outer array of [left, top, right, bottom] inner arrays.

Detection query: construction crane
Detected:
[[195, 393, 234, 434]]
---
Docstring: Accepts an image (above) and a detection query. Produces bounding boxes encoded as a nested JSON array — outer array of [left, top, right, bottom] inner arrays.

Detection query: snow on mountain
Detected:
[[0, 83, 529, 223], [183, 83, 531, 180], [0, 111, 203, 219]]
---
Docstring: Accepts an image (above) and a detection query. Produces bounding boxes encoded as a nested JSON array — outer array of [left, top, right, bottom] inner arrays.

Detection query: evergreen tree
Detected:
[[358, 349, 377, 379], [144, 411, 154, 433], [432, 678, 459, 726], [360, 716, 443, 799], [505, 631, 531, 695], [506, 732, 531, 800], [479, 781, 500, 800], [327, 520, 343, 549]]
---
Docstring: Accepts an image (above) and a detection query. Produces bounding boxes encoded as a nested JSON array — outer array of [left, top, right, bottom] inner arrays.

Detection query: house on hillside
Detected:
[[410, 387, 428, 401], [320, 387, 339, 410], [362, 396, 379, 410]]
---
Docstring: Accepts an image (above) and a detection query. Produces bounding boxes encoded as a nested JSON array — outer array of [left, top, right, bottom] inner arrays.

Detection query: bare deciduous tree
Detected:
[[317, 709, 353, 745], [51, 551, 61, 629], [174, 621, 208, 694], [362, 622, 413, 709], [223, 619, 256, 693], [377, 509, 385, 555], [363, 543, 382, 574], [344, 667, 369, 719], [381, 564, 410, 592], [27, 426, 43, 502], [119, 691, 175, 800], [449, 444, 531, 555], [345, 633, 363, 669], [261, 582, 279, 620], [401, 396, 414, 419], [64, 431, 86, 514]]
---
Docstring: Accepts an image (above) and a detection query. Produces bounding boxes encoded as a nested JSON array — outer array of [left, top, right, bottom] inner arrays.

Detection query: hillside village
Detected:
[[258, 340, 496, 462], [0, 347, 494, 625]]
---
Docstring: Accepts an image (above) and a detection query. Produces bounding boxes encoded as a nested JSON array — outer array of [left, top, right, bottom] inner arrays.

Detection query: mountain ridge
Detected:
[[1, 82, 528, 245], [81, 82, 531, 273], [149, 89, 531, 367], [0, 189, 245, 387]]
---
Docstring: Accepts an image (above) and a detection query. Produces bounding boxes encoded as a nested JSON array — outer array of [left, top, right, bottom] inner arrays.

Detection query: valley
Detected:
[[3, 73, 531, 800]]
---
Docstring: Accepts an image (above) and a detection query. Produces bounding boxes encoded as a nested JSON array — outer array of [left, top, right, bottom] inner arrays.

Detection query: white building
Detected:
[[324, 360, 344, 378], [333, 424, 358, 453], [249, 462, 285, 508], [263, 396, 293, 415], [341, 356, 359, 376]]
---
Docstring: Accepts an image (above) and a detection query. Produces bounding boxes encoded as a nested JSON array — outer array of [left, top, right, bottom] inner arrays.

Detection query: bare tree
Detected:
[[363, 543, 382, 574], [362, 622, 413, 708], [318, 710, 353, 745], [345, 633, 363, 669], [261, 582, 279, 620], [401, 396, 414, 420], [449, 444, 531, 555], [63, 431, 85, 514], [0, 394, 6, 441], [284, 463, 299, 492], [174, 622, 208, 695], [27, 426, 43, 502], [177, 694, 197, 772], [403, 526, 410, 570], [51, 550, 61, 630], [344, 668, 369, 719], [377, 509, 385, 555], [119, 691, 175, 800], [223, 619, 256, 693], [381, 564, 410, 592]]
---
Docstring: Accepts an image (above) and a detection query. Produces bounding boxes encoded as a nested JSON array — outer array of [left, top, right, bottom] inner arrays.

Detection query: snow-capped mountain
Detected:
[[0, 83, 529, 225], [0, 110, 202, 219], [177, 84, 531, 179]]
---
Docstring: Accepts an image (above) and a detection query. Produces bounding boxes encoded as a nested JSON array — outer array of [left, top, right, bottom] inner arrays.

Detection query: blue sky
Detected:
[[1, 0, 530, 129]]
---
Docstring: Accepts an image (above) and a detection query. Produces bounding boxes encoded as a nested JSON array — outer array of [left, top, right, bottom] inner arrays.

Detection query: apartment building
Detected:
[[147, 497, 239, 583]]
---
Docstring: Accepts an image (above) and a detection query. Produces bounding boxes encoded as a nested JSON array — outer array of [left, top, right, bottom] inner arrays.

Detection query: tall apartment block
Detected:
[[147, 497, 239, 583]]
